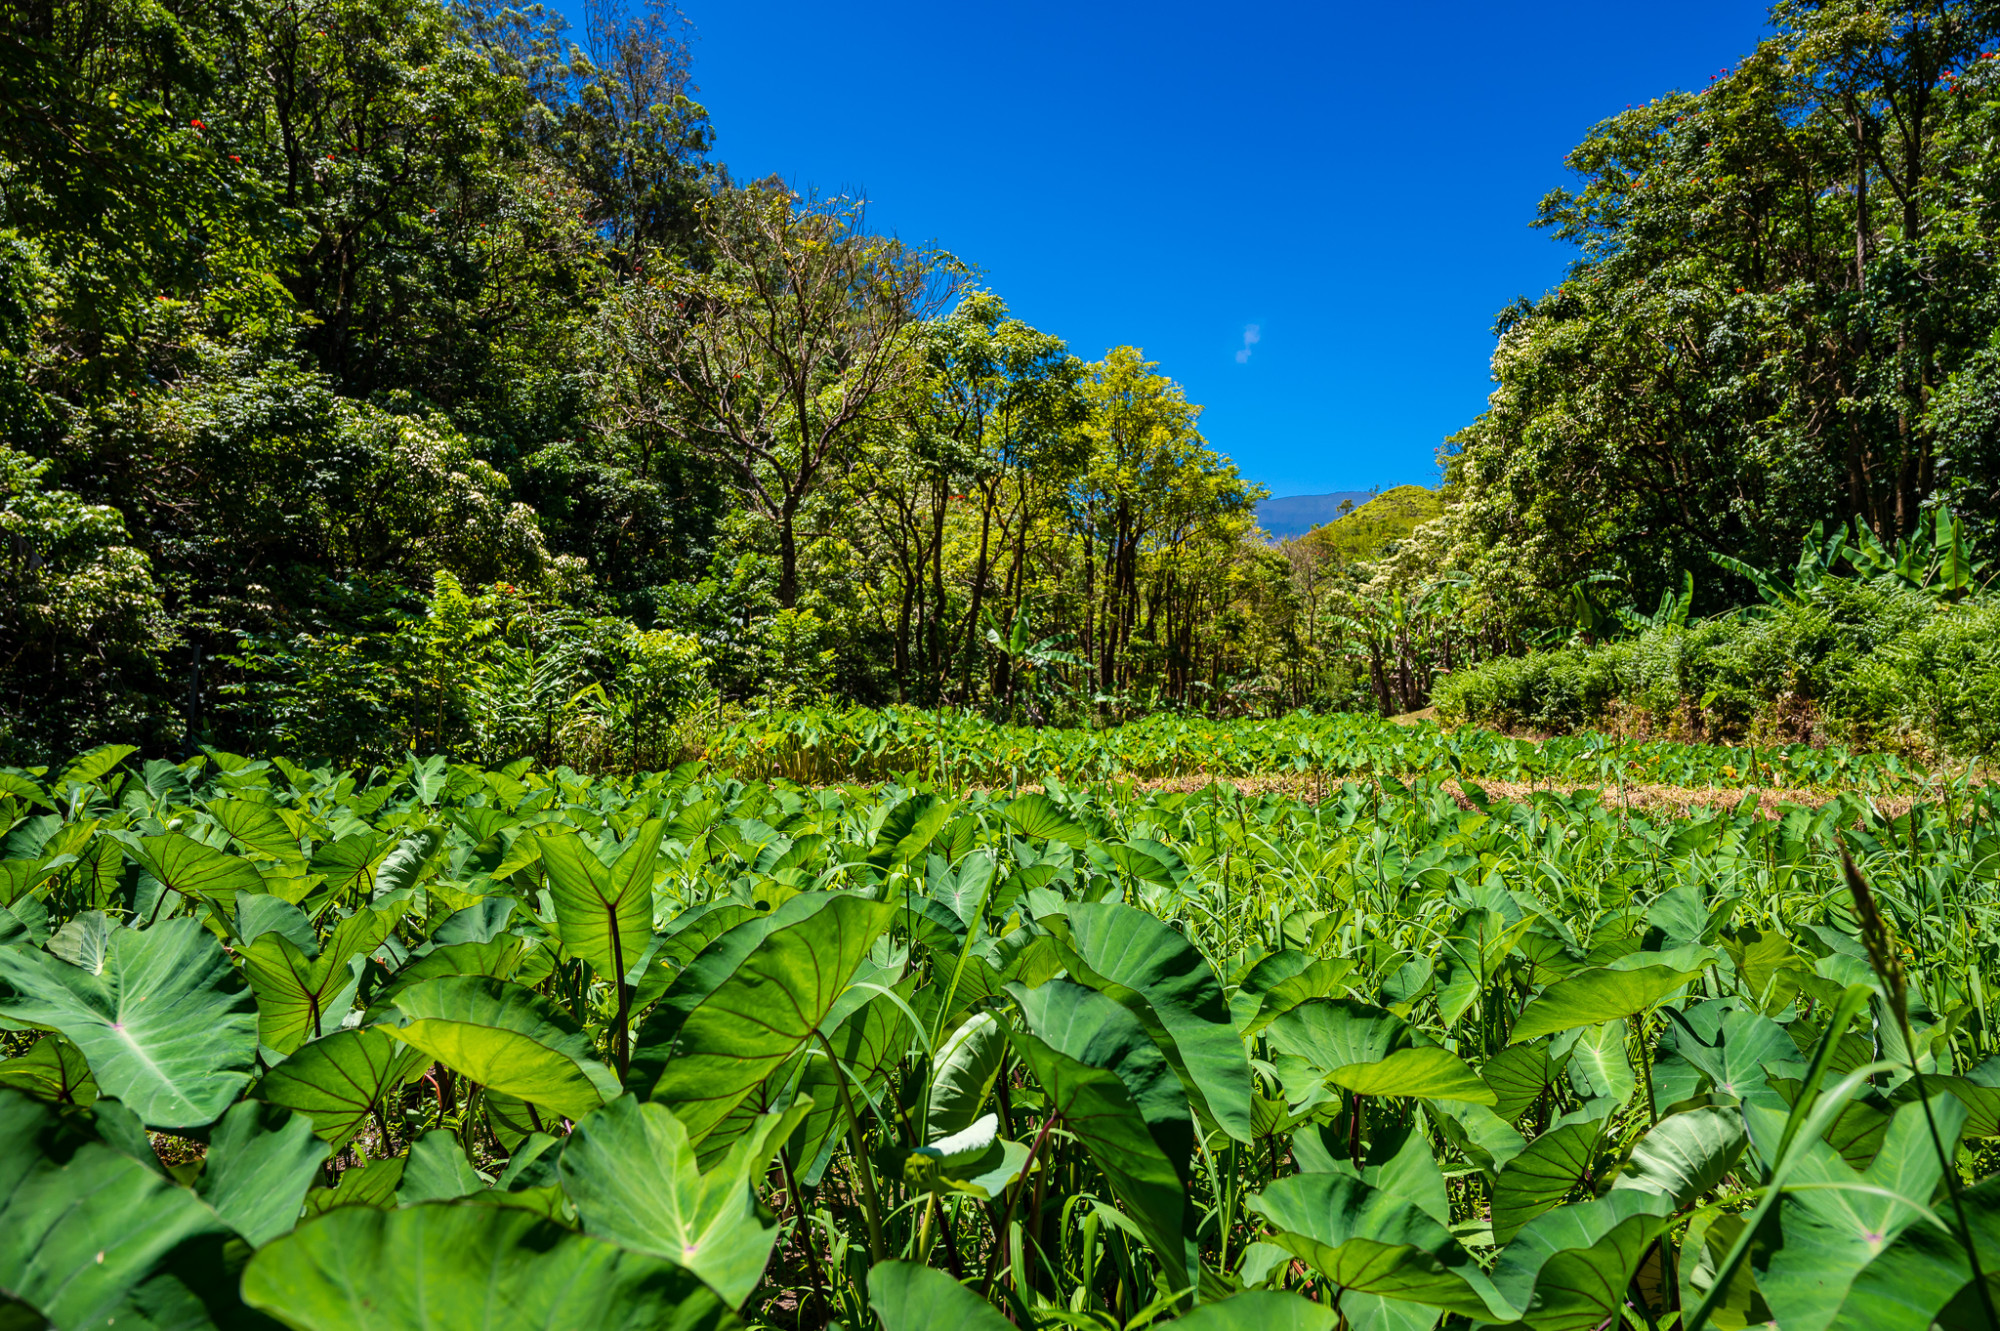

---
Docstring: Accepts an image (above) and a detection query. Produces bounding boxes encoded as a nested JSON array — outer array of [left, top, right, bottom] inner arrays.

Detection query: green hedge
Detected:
[[1433, 580, 2000, 757]]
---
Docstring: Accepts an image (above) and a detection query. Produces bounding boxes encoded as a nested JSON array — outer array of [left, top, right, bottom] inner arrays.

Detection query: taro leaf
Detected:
[[1426, 1098, 1527, 1174], [0, 916, 258, 1128], [1565, 1020, 1635, 1106], [540, 821, 664, 984], [385, 976, 621, 1121], [1512, 964, 1704, 1043], [1825, 1170, 2000, 1331], [239, 1201, 734, 1331], [630, 904, 763, 1009], [1166, 1290, 1340, 1331], [1247, 1172, 1509, 1321], [45, 912, 114, 974], [924, 1012, 1006, 1142], [57, 743, 136, 790], [197, 1099, 328, 1246], [629, 894, 838, 1088], [235, 894, 316, 951], [126, 833, 266, 904], [1230, 951, 1353, 1035], [1007, 978, 1197, 1294], [301, 1156, 405, 1217], [255, 1026, 429, 1148], [1482, 1043, 1558, 1123], [866, 1260, 1013, 1331], [382, 938, 526, 995], [434, 898, 519, 946], [373, 829, 441, 898], [1889, 1054, 2000, 1138], [926, 849, 998, 929], [1057, 901, 1254, 1140], [647, 894, 896, 1146], [1326, 1047, 1496, 1105], [1664, 1001, 1793, 1108], [1267, 998, 1413, 1071], [401, 1132, 491, 1206], [1491, 1118, 1606, 1243], [1001, 793, 1086, 848], [1489, 1189, 1676, 1331], [0, 1088, 229, 1329], [1611, 1106, 1745, 1210], [311, 834, 389, 899], [558, 1095, 808, 1307], [1764, 1093, 1969, 1331], [243, 905, 402, 1054], [0, 1034, 97, 1107], [209, 798, 305, 865]]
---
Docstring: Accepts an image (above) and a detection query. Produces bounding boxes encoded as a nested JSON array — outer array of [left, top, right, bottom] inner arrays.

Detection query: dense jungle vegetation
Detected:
[[16, 8, 2000, 1329], [18, 0, 2000, 769]]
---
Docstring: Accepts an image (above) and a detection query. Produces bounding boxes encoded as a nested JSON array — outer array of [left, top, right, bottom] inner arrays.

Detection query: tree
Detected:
[[600, 183, 956, 607]]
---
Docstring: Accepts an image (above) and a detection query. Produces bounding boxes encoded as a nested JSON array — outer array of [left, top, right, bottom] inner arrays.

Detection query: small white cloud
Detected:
[[1235, 323, 1261, 364]]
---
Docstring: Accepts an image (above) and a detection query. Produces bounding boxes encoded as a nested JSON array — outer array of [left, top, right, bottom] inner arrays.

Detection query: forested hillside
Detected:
[[11, 0, 2000, 767], [0, 0, 1290, 764]]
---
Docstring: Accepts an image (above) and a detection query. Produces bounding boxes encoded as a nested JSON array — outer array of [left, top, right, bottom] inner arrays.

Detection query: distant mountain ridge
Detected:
[[1254, 491, 1378, 541]]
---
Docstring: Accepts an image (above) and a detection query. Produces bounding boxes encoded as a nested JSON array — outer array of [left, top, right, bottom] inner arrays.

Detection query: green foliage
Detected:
[[1436, 574, 2000, 756], [1295, 485, 1442, 567], [0, 737, 1993, 1327]]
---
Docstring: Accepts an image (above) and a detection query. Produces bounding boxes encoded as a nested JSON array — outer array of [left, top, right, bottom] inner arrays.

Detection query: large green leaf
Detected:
[[242, 905, 401, 1054], [0, 1089, 229, 1329], [0, 1034, 97, 1108], [1491, 1118, 1605, 1243], [197, 1099, 329, 1246], [1764, 1093, 1969, 1331], [540, 821, 663, 983], [385, 976, 621, 1121], [124, 833, 266, 904], [1611, 1105, 1745, 1210], [1510, 964, 1704, 1042], [1057, 901, 1254, 1140], [1663, 1001, 1792, 1109], [398, 1130, 488, 1204], [239, 1201, 735, 1331], [629, 893, 839, 1086], [1170, 1290, 1340, 1331], [559, 1096, 807, 1307], [1325, 1047, 1495, 1105], [791, 985, 915, 1186], [0, 917, 258, 1128], [1268, 998, 1412, 1071], [1481, 1043, 1559, 1122], [1826, 1167, 2000, 1331], [255, 1025, 429, 1148], [924, 1012, 1006, 1141], [1001, 793, 1086, 848], [1007, 978, 1197, 1294], [1489, 1189, 1676, 1331], [866, 1260, 1013, 1331], [1247, 1172, 1509, 1321], [646, 894, 896, 1145]]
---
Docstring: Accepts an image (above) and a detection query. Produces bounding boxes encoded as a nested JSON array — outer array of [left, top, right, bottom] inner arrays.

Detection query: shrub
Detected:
[[1438, 579, 2000, 758]]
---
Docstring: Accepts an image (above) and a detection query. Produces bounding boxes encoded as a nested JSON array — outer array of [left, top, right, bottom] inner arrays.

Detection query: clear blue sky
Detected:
[[599, 0, 1773, 498]]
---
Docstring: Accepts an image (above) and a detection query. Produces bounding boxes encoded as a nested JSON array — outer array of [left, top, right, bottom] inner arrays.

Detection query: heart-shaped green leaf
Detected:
[[239, 1201, 734, 1331], [0, 917, 258, 1128], [1511, 965, 1704, 1043], [559, 1095, 807, 1307], [385, 975, 620, 1121]]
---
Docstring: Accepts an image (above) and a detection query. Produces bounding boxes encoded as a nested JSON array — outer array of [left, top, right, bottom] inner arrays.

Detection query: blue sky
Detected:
[[596, 0, 1773, 498]]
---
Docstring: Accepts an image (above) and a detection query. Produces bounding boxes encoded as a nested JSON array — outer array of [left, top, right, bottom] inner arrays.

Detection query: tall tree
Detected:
[[599, 183, 956, 607]]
